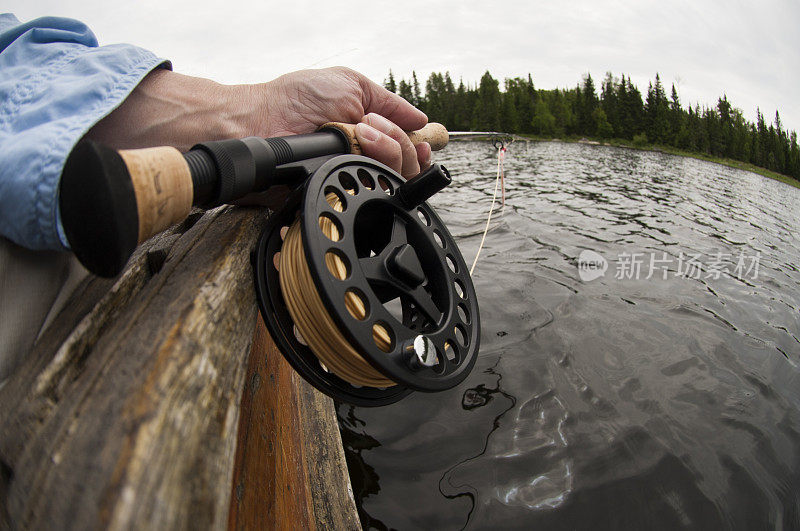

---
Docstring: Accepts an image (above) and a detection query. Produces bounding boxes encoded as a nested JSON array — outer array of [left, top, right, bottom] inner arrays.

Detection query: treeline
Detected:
[[385, 70, 800, 181]]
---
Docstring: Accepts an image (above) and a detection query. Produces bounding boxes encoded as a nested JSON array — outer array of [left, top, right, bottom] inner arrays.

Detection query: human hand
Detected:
[[248, 67, 432, 178], [88, 67, 432, 179]]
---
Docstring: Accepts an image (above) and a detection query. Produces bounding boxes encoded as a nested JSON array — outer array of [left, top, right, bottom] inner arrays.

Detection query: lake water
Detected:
[[338, 141, 800, 530]]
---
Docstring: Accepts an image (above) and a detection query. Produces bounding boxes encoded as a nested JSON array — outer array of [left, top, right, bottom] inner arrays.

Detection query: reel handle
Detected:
[[60, 123, 449, 278]]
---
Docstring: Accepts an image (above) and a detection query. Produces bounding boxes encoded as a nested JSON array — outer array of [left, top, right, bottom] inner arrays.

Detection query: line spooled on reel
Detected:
[[59, 122, 480, 406], [254, 155, 480, 405]]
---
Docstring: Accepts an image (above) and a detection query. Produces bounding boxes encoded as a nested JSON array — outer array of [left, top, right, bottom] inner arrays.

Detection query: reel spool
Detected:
[[253, 154, 480, 406]]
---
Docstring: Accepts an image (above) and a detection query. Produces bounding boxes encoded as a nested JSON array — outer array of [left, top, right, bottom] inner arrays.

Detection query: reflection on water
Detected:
[[338, 141, 800, 530]]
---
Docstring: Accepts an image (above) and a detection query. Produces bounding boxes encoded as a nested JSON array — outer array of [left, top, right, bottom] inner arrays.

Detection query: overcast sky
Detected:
[[7, 0, 800, 133]]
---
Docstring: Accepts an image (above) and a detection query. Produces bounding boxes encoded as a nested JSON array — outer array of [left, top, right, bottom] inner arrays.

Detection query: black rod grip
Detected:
[[188, 130, 348, 206], [59, 129, 351, 277], [184, 149, 216, 204], [60, 140, 139, 278]]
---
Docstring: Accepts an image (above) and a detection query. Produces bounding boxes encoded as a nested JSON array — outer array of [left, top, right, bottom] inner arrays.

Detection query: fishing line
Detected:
[[278, 193, 395, 388], [470, 145, 506, 275], [305, 47, 360, 68]]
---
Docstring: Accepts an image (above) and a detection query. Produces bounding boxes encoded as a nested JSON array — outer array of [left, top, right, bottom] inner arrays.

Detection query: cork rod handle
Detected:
[[59, 141, 195, 277], [119, 146, 194, 245], [320, 122, 449, 155]]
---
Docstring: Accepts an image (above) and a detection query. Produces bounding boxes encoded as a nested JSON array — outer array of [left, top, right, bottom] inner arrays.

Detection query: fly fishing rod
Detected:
[[60, 122, 480, 406], [60, 122, 448, 277]]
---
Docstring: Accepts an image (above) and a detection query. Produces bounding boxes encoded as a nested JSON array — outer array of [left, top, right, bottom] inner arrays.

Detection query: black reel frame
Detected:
[[253, 155, 480, 406]]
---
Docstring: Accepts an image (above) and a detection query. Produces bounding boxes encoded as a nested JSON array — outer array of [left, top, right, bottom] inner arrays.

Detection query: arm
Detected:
[[86, 66, 433, 179], [0, 13, 429, 254], [0, 14, 169, 251]]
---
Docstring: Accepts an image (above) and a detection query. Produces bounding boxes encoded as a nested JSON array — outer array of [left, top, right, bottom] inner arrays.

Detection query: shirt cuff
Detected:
[[54, 54, 172, 250]]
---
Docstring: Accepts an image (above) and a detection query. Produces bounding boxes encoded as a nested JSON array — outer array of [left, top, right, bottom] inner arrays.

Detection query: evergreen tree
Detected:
[[412, 71, 422, 108], [549, 89, 575, 136], [578, 73, 598, 136], [645, 74, 669, 144], [774, 111, 787, 171], [705, 105, 723, 156], [453, 79, 469, 131], [503, 77, 532, 134], [425, 72, 445, 122], [615, 75, 645, 139], [601, 72, 620, 137], [397, 79, 413, 104], [593, 107, 614, 139], [788, 131, 799, 178], [697, 104, 710, 153], [471, 71, 501, 131], [756, 107, 768, 167], [381, 68, 800, 181], [669, 83, 685, 145], [524, 74, 536, 134], [500, 86, 519, 133], [443, 72, 456, 127], [716, 95, 733, 156], [384, 70, 396, 93]]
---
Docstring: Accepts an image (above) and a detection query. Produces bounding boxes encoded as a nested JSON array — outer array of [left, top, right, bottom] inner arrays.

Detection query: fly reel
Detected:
[[253, 154, 480, 406]]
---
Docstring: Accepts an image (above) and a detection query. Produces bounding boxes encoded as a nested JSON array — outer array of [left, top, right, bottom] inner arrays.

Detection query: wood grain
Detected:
[[227, 316, 315, 530], [228, 315, 360, 530], [0, 206, 359, 530]]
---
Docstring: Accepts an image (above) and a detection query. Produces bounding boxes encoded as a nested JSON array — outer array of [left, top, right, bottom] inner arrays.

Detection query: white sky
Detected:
[[7, 0, 800, 133]]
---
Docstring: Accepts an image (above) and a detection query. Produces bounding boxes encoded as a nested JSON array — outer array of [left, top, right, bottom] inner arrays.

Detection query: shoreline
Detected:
[[450, 134, 800, 190], [533, 135, 800, 190]]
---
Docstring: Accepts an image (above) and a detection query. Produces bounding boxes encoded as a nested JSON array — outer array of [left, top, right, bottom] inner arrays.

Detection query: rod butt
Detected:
[[60, 141, 139, 277]]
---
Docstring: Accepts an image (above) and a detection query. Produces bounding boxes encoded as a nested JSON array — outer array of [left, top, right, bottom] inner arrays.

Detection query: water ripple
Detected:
[[340, 141, 800, 530]]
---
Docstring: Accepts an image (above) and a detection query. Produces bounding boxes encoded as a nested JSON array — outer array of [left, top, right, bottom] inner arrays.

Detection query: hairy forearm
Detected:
[[86, 69, 263, 152]]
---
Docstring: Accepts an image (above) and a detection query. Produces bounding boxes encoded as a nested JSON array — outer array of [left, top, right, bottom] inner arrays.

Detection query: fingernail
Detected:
[[420, 142, 431, 168], [366, 113, 392, 131], [356, 122, 380, 142]]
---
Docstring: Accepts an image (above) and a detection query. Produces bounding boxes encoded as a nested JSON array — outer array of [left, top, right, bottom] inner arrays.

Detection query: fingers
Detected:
[[363, 113, 420, 178], [416, 142, 432, 172], [355, 123, 403, 176], [355, 73, 428, 131]]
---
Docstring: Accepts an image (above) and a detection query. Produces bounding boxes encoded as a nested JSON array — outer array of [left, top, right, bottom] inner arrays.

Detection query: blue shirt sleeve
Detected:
[[0, 13, 170, 251]]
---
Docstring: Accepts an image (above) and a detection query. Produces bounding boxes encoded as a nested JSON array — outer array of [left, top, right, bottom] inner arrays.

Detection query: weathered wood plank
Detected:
[[0, 204, 360, 530], [227, 316, 360, 530], [297, 372, 361, 530], [227, 316, 315, 530], [1, 205, 262, 530]]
